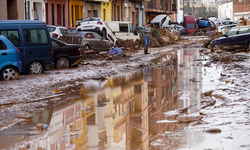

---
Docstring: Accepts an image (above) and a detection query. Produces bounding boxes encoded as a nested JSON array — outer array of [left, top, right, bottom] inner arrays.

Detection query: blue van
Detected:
[[0, 35, 22, 80], [0, 20, 54, 74]]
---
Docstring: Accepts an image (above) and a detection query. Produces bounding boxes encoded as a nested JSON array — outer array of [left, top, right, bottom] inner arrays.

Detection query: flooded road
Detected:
[[1, 45, 250, 150]]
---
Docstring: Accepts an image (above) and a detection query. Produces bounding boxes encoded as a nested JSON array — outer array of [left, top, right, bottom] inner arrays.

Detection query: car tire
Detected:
[[56, 57, 70, 68], [212, 44, 221, 52], [84, 45, 90, 50], [102, 29, 107, 38], [28, 61, 43, 74], [0, 66, 18, 81]]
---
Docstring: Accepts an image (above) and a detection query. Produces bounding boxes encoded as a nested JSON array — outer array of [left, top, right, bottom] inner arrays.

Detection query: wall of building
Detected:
[[69, 0, 83, 27], [101, 2, 112, 21], [0, 0, 8, 20], [84, 2, 101, 18], [0, 0, 24, 20], [46, 0, 69, 27], [218, 2, 233, 20]]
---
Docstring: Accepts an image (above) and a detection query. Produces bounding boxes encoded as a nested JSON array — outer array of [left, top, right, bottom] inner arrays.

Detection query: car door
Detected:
[[0, 39, 10, 67], [0, 26, 23, 63], [237, 27, 248, 48], [92, 32, 109, 51], [83, 33, 98, 50], [222, 27, 239, 50]]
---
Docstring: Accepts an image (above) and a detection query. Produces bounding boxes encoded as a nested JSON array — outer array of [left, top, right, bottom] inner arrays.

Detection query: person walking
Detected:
[[143, 22, 152, 54]]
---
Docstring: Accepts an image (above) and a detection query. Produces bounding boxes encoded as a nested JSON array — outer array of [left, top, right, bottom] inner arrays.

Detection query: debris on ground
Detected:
[[177, 114, 203, 123], [205, 128, 222, 133], [210, 53, 246, 62], [108, 47, 123, 57]]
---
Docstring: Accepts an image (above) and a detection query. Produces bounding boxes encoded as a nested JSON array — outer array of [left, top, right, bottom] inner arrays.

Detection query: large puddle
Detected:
[[1, 45, 250, 149]]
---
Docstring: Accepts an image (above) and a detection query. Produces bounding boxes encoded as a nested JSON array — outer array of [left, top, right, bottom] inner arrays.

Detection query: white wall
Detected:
[[218, 2, 233, 20]]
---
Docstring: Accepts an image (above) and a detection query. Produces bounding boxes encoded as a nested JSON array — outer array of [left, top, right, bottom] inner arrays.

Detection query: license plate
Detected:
[[84, 26, 92, 29]]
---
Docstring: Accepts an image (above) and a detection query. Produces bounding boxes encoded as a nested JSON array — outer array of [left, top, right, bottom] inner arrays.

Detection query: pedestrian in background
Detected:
[[143, 22, 152, 54]]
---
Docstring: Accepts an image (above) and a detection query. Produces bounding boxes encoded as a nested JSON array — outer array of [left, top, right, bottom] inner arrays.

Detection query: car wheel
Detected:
[[84, 45, 90, 50], [29, 61, 43, 74], [212, 44, 221, 52], [56, 57, 70, 68], [0, 66, 18, 81], [108, 44, 114, 52], [102, 29, 107, 38]]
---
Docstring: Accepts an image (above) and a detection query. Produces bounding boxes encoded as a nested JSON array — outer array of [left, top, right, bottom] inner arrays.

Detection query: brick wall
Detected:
[[17, 0, 24, 20], [234, 1, 250, 13], [0, 0, 7, 20]]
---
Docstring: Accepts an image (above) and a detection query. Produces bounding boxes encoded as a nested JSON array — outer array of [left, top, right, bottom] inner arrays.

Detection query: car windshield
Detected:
[[48, 26, 56, 32], [226, 28, 238, 36], [186, 23, 196, 29]]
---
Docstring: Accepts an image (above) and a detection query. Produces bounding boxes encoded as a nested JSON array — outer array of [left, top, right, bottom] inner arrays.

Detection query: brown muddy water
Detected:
[[1, 45, 250, 150]]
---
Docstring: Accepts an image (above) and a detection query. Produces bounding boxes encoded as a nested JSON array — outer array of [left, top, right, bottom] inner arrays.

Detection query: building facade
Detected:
[[25, 0, 46, 21], [0, 0, 24, 20], [145, 0, 178, 23], [45, 0, 69, 27]]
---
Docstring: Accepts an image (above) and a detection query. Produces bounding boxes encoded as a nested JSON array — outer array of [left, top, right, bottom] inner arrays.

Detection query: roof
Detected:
[[0, 20, 46, 24]]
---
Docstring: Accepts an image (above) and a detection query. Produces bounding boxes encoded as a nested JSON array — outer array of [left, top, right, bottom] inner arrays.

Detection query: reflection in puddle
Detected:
[[0, 47, 233, 149]]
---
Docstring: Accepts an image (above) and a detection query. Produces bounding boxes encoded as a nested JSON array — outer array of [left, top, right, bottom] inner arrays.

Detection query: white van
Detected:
[[105, 21, 140, 42], [151, 14, 171, 28]]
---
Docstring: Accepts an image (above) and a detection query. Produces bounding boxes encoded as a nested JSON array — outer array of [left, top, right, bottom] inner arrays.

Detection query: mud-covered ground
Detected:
[[0, 37, 202, 106]]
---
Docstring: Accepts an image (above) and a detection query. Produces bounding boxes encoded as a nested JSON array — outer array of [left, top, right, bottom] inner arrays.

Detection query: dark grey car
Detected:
[[60, 31, 114, 52]]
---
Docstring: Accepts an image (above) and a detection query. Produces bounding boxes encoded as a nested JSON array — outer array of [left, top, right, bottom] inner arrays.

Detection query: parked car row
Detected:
[[0, 20, 82, 81]]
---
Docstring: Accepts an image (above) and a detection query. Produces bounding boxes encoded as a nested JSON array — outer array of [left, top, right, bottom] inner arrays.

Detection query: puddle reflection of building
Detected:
[[178, 49, 202, 114], [146, 51, 181, 148], [130, 72, 150, 150]]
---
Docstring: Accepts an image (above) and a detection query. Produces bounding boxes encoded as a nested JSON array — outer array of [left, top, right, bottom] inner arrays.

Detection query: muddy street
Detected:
[[0, 39, 250, 150]]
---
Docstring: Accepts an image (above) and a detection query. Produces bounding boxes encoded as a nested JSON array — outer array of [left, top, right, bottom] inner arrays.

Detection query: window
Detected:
[[0, 30, 20, 45], [93, 32, 102, 39], [227, 28, 238, 36], [161, 16, 166, 26], [24, 29, 48, 45], [52, 41, 60, 48], [84, 33, 95, 39], [52, 4, 54, 25], [119, 23, 128, 32], [129, 23, 135, 33], [238, 27, 248, 34], [186, 23, 196, 29], [59, 28, 67, 34], [0, 40, 7, 50], [63, 5, 65, 26], [93, 10, 98, 17], [47, 26, 56, 32]]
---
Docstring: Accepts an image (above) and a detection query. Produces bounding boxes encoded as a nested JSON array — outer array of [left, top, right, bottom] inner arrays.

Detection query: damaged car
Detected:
[[52, 38, 82, 68], [60, 31, 114, 52], [210, 26, 250, 52]]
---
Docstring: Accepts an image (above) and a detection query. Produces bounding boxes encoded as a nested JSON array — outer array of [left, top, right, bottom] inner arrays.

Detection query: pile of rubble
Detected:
[[188, 26, 217, 36]]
